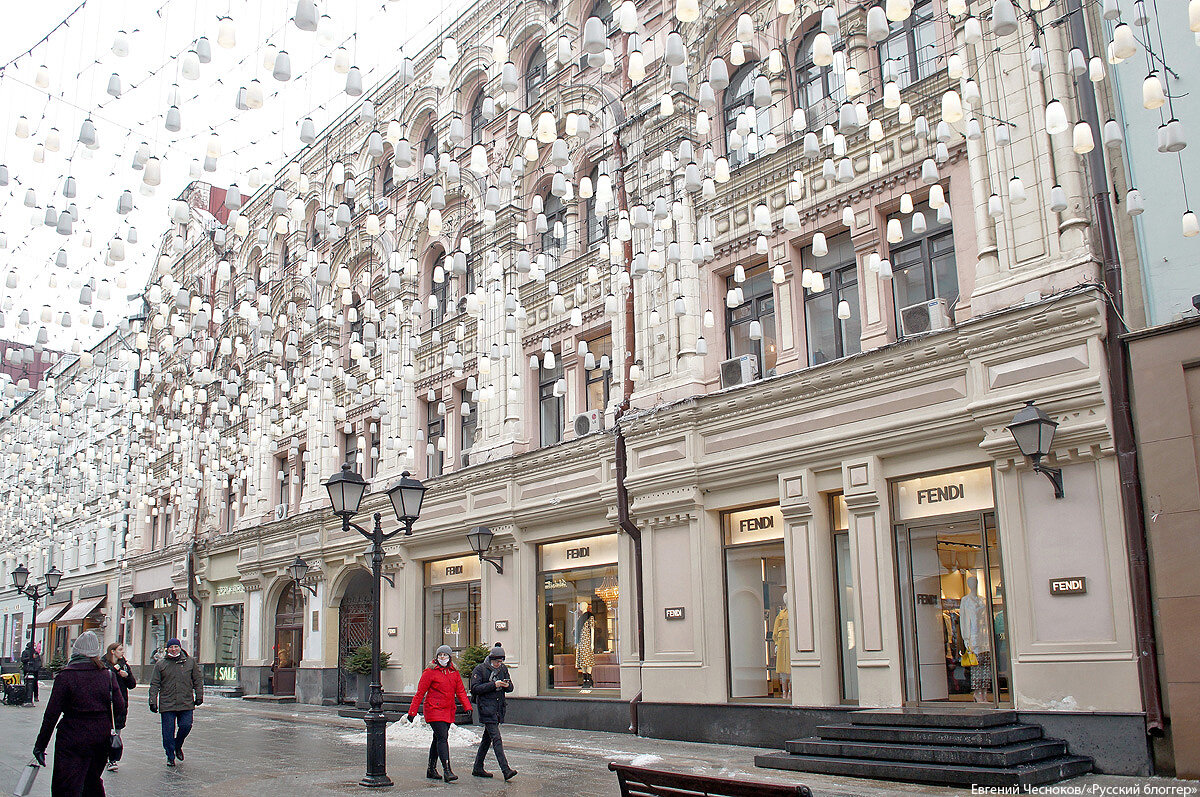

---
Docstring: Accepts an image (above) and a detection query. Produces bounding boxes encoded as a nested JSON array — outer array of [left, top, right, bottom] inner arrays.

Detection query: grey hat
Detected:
[[71, 631, 102, 658], [487, 643, 506, 660], [435, 645, 453, 658]]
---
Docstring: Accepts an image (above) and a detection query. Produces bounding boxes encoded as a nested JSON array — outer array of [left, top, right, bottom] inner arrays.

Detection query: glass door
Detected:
[[724, 544, 788, 699], [833, 531, 859, 702], [895, 513, 1009, 705]]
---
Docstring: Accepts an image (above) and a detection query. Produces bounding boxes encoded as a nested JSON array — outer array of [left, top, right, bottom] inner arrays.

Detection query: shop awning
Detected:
[[129, 588, 175, 606], [34, 603, 71, 628], [55, 596, 105, 625]]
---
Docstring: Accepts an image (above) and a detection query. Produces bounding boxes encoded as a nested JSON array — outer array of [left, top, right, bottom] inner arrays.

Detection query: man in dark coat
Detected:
[[148, 638, 203, 767], [470, 643, 516, 780], [21, 641, 43, 702], [33, 630, 127, 796]]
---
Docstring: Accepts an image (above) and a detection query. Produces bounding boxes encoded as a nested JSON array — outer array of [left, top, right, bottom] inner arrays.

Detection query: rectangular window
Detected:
[[460, 392, 477, 457], [880, 0, 937, 89], [366, 427, 379, 479], [225, 478, 236, 534], [426, 402, 444, 478], [888, 203, 957, 334], [723, 505, 787, 700], [343, 431, 359, 473], [539, 361, 563, 446], [213, 605, 243, 684], [276, 454, 289, 506], [424, 557, 482, 658], [726, 264, 778, 378], [805, 234, 861, 366], [297, 451, 307, 501], [584, 335, 613, 413], [538, 535, 620, 694]]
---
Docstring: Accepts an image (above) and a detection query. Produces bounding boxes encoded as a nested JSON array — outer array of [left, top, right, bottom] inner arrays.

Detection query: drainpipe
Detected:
[[187, 542, 202, 659], [1064, 0, 1163, 734]]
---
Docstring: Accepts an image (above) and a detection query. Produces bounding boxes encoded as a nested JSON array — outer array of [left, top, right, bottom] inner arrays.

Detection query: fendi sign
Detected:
[[540, 534, 619, 572], [425, 555, 480, 586], [1049, 577, 1087, 596], [894, 467, 995, 521], [724, 505, 786, 546]]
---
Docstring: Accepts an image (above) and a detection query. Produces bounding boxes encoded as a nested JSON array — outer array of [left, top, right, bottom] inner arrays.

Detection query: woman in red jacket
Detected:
[[408, 644, 472, 782]]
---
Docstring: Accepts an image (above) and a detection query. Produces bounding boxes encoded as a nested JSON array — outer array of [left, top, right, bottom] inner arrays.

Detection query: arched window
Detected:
[[795, 29, 844, 116], [591, 0, 614, 31], [469, 91, 486, 146], [585, 165, 604, 248], [422, 126, 439, 171], [429, 250, 448, 327], [880, 0, 937, 89], [380, 160, 395, 195], [525, 46, 548, 109], [541, 192, 566, 252], [724, 62, 771, 169]]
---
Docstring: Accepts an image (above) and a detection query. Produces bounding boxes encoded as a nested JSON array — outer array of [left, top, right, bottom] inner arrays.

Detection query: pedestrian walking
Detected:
[[470, 643, 517, 781], [407, 645, 472, 783], [32, 630, 127, 797], [102, 644, 135, 772], [147, 638, 203, 768], [21, 641, 43, 702]]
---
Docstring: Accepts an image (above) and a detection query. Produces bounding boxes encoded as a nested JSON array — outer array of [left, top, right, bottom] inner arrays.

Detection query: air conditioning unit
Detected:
[[719, 354, 759, 389], [574, 409, 603, 437], [274, 503, 288, 522], [899, 298, 952, 337], [374, 197, 390, 213]]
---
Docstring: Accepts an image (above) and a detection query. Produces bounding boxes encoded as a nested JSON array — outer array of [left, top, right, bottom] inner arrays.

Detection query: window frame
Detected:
[[879, 0, 938, 89], [585, 166, 605, 248], [584, 334, 613, 413], [460, 391, 477, 457], [469, 91, 486, 147], [889, 227, 958, 328], [723, 62, 772, 169], [804, 249, 861, 366], [725, 263, 777, 379], [525, 46, 548, 110], [541, 192, 567, 252], [538, 361, 563, 446], [794, 28, 845, 117], [426, 402, 444, 477], [429, 251, 448, 328]]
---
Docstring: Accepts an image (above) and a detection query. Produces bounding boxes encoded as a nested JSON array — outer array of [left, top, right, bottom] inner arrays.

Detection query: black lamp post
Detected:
[[1007, 400, 1065, 499], [324, 463, 426, 788], [466, 526, 504, 574], [11, 564, 61, 656]]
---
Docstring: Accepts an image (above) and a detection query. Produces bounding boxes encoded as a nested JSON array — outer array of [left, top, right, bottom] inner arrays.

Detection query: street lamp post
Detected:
[[324, 463, 427, 788], [11, 564, 62, 668], [1007, 400, 1065, 499]]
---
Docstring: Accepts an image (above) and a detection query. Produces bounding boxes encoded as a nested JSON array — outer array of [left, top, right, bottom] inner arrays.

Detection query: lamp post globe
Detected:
[[288, 555, 309, 583], [1007, 400, 1058, 464], [325, 462, 368, 516], [386, 471, 426, 528], [11, 563, 28, 592]]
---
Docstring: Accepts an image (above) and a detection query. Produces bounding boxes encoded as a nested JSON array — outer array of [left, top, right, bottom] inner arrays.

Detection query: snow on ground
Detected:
[[340, 715, 481, 748]]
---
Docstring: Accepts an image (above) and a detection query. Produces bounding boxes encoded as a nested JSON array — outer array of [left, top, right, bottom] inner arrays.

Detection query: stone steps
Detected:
[[755, 709, 1092, 788]]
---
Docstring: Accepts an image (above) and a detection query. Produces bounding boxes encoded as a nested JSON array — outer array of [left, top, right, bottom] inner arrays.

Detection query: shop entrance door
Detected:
[[895, 512, 1010, 706], [337, 571, 373, 704], [272, 583, 304, 696]]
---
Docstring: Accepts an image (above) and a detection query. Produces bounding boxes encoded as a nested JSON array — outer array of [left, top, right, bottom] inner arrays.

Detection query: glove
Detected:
[[406, 713, 415, 723], [32, 749, 45, 767], [149, 702, 158, 714], [194, 698, 203, 706]]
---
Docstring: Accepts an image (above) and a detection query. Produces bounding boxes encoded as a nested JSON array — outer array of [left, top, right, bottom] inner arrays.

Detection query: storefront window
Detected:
[[145, 607, 176, 663], [424, 555, 481, 659], [831, 494, 858, 703], [539, 535, 620, 694], [213, 605, 243, 684], [723, 506, 788, 700]]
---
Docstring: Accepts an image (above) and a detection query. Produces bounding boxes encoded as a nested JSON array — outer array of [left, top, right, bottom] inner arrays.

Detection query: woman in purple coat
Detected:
[[33, 631, 127, 796]]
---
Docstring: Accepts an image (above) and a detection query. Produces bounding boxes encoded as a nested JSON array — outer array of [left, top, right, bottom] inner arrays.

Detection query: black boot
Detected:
[[442, 763, 458, 783], [426, 756, 440, 780], [472, 767, 493, 778]]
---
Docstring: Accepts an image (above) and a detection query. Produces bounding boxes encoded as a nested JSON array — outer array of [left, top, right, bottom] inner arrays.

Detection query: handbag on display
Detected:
[[108, 673, 123, 763], [12, 758, 39, 797], [960, 647, 978, 668]]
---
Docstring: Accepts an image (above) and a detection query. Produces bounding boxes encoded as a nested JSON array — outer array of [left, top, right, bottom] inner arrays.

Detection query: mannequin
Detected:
[[958, 576, 991, 702], [773, 592, 791, 699], [574, 600, 595, 688]]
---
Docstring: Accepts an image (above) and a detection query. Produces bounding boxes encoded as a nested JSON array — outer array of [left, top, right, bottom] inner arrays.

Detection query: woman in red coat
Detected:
[[408, 644, 472, 782]]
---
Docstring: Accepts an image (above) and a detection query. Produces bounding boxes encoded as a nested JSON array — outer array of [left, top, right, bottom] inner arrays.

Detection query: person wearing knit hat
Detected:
[[33, 630, 127, 794], [408, 645, 472, 782], [470, 642, 516, 780], [149, 635, 203, 767]]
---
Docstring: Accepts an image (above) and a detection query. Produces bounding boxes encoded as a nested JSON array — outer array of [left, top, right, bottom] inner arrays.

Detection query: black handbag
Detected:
[[108, 672, 123, 763]]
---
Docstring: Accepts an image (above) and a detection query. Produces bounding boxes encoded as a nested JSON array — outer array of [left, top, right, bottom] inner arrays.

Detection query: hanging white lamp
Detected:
[[676, 0, 699, 23], [1142, 73, 1166, 110], [1044, 100, 1069, 135], [273, 50, 292, 81], [992, 0, 1019, 36]]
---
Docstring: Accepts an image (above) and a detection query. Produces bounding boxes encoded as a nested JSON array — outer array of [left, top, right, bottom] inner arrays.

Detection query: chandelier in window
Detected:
[[594, 575, 618, 604]]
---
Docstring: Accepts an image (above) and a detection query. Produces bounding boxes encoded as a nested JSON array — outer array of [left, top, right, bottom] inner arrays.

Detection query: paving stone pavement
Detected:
[[0, 688, 1194, 796]]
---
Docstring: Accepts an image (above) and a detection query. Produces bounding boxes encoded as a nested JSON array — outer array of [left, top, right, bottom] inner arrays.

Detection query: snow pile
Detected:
[[629, 754, 664, 767], [342, 716, 480, 748]]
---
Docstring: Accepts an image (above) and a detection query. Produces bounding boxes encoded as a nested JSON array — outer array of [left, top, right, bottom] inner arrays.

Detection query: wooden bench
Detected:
[[609, 762, 812, 797]]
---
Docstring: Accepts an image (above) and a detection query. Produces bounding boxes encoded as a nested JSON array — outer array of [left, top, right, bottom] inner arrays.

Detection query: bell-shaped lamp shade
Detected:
[[325, 462, 368, 516], [46, 566, 62, 593], [387, 471, 427, 524], [467, 526, 494, 556], [1007, 401, 1058, 462], [11, 563, 28, 591], [288, 555, 310, 584]]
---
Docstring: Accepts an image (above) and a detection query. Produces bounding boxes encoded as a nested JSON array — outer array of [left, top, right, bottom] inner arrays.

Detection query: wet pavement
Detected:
[[0, 688, 1193, 796]]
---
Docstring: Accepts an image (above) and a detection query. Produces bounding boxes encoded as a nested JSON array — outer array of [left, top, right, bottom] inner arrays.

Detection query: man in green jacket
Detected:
[[148, 638, 203, 767]]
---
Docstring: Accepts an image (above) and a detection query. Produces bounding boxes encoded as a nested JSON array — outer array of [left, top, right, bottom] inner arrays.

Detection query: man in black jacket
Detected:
[[20, 642, 42, 702], [470, 643, 516, 780]]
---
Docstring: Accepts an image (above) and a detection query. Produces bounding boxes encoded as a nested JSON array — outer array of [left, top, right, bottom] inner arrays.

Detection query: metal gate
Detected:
[[337, 573, 373, 704]]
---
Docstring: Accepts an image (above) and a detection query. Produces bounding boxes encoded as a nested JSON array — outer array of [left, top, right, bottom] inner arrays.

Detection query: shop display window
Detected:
[[539, 535, 620, 694], [213, 605, 243, 684], [723, 505, 788, 700], [424, 582, 481, 658]]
